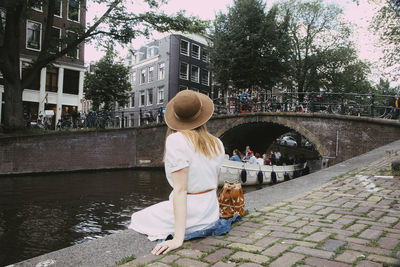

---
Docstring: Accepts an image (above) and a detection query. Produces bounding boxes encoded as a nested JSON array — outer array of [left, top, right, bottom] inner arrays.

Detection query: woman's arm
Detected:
[[152, 167, 188, 255]]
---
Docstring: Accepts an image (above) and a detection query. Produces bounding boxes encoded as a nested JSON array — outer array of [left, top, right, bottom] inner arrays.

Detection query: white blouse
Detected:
[[129, 132, 225, 241]]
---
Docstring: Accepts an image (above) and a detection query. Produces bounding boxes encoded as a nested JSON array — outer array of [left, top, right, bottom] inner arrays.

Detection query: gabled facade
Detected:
[[119, 33, 212, 127]]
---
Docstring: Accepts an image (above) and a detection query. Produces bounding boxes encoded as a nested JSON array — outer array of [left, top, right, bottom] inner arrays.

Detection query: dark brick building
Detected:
[[0, 0, 86, 127]]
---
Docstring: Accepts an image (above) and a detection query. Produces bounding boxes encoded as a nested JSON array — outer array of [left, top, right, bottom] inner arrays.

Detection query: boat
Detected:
[[219, 157, 306, 186]]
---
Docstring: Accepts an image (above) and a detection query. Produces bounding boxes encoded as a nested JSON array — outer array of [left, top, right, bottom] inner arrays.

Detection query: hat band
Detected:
[[174, 103, 203, 122]]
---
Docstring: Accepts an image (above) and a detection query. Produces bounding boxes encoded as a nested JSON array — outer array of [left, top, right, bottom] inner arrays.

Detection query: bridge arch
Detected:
[[213, 115, 328, 158]]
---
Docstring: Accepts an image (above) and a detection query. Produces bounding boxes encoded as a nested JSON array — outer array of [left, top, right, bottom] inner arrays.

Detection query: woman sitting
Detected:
[[129, 90, 225, 255]]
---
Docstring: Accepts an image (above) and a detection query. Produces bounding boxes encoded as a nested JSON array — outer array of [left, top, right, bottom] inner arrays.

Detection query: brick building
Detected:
[[0, 0, 86, 128], [118, 33, 212, 127]]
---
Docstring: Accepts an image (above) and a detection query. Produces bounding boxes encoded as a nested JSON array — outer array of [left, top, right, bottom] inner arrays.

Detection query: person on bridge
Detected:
[[129, 90, 226, 255]]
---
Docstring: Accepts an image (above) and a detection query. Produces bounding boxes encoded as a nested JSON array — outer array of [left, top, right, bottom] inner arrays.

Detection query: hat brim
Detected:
[[164, 92, 214, 131]]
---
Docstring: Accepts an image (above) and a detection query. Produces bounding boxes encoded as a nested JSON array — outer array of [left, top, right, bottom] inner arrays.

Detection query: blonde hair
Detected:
[[165, 124, 222, 159]]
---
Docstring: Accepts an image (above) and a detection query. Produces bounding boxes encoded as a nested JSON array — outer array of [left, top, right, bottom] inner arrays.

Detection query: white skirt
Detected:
[[129, 191, 219, 241]]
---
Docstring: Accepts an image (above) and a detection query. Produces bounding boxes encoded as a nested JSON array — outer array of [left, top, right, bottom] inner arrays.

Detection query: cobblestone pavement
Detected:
[[122, 155, 400, 267]]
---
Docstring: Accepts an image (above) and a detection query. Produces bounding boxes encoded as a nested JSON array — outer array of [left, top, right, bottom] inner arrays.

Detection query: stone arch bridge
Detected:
[[1, 113, 400, 175], [206, 112, 400, 167]]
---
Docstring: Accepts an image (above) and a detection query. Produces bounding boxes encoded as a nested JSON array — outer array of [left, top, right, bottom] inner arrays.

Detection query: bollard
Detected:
[[391, 159, 400, 176]]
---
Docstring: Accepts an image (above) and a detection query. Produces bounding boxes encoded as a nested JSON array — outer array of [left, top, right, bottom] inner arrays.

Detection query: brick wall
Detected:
[[1, 113, 399, 175]]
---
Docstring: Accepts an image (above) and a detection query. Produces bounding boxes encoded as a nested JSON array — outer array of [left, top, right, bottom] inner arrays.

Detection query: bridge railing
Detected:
[[212, 91, 398, 119]]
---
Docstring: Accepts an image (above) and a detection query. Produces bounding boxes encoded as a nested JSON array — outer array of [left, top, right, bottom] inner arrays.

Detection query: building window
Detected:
[[0, 8, 6, 46], [55, 0, 62, 17], [32, 0, 43, 12], [202, 49, 209, 62], [66, 31, 79, 58], [63, 69, 79, 94], [180, 39, 189, 56], [191, 44, 200, 59], [158, 86, 164, 104], [158, 62, 165, 80], [46, 67, 58, 92], [139, 90, 145, 106], [130, 93, 135, 107], [201, 69, 210, 86], [179, 85, 188, 91], [148, 66, 154, 82], [191, 65, 200, 83], [26, 20, 42, 51], [68, 0, 80, 22], [50, 27, 61, 53], [130, 113, 134, 127], [146, 88, 153, 106], [0, 8, 6, 31], [22, 61, 40, 90], [140, 69, 147, 84], [131, 71, 136, 86], [179, 62, 189, 80]]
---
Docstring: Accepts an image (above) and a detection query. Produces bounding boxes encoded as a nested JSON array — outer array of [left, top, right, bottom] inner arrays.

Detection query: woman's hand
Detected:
[[151, 238, 183, 255]]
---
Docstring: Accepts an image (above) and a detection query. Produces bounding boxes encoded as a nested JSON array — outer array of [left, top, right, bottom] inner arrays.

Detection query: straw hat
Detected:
[[164, 90, 214, 130]]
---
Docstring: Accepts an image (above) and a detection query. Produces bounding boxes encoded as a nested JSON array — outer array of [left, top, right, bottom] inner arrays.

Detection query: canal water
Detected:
[[0, 169, 262, 266]]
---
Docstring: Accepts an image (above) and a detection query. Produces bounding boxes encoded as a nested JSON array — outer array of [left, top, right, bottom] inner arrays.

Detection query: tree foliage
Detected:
[[276, 0, 358, 95], [371, 0, 400, 81], [210, 0, 291, 91], [0, 0, 208, 131], [84, 45, 130, 111]]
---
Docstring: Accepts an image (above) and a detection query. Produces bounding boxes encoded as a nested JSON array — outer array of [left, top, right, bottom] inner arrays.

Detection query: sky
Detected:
[[84, 0, 387, 83]]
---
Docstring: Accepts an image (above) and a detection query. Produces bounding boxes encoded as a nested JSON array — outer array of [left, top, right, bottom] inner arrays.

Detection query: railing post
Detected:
[[370, 93, 375, 117], [310, 92, 315, 113], [283, 92, 288, 112]]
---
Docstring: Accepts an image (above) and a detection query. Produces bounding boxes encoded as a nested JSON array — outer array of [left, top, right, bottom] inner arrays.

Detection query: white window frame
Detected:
[[0, 8, 6, 31], [191, 65, 200, 83], [32, 1, 43, 12], [131, 71, 136, 86], [202, 49, 209, 62], [54, 0, 62, 18], [51, 26, 62, 52], [26, 20, 42, 51], [191, 43, 200, 59], [130, 93, 135, 108], [158, 62, 165, 80], [139, 90, 145, 107], [179, 62, 189, 80], [140, 68, 147, 84], [66, 30, 79, 59], [148, 66, 154, 82], [180, 39, 189, 56], [201, 69, 210, 86], [157, 86, 164, 104], [67, 0, 80, 22], [179, 85, 188, 91], [146, 88, 153, 106]]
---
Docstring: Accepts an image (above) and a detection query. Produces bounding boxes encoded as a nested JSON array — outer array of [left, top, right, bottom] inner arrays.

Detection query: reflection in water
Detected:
[[0, 169, 263, 266], [0, 169, 170, 266]]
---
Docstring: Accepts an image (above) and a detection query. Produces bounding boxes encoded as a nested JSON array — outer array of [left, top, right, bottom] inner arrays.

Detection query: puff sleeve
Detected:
[[164, 133, 190, 173]]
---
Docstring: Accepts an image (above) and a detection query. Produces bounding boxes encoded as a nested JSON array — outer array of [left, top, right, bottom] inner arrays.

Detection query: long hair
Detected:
[[165, 124, 222, 159]]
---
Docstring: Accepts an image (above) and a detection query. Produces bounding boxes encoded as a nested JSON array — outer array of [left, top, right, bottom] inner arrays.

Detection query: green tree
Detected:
[[210, 0, 290, 91], [309, 46, 372, 94], [84, 46, 130, 112], [371, 0, 400, 81], [0, 0, 208, 131], [277, 0, 353, 97]]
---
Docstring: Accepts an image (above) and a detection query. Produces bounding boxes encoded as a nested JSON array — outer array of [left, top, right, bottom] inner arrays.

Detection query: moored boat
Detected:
[[219, 157, 306, 186]]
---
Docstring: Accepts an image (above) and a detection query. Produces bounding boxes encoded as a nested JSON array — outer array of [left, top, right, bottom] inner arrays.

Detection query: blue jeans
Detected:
[[160, 216, 242, 242]]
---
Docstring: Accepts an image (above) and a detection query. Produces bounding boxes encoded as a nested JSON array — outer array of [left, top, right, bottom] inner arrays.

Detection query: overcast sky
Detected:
[[85, 0, 386, 82]]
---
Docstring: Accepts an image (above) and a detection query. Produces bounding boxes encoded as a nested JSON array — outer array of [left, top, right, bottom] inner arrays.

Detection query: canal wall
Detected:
[[12, 139, 400, 267], [0, 125, 167, 175], [1, 113, 400, 175]]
